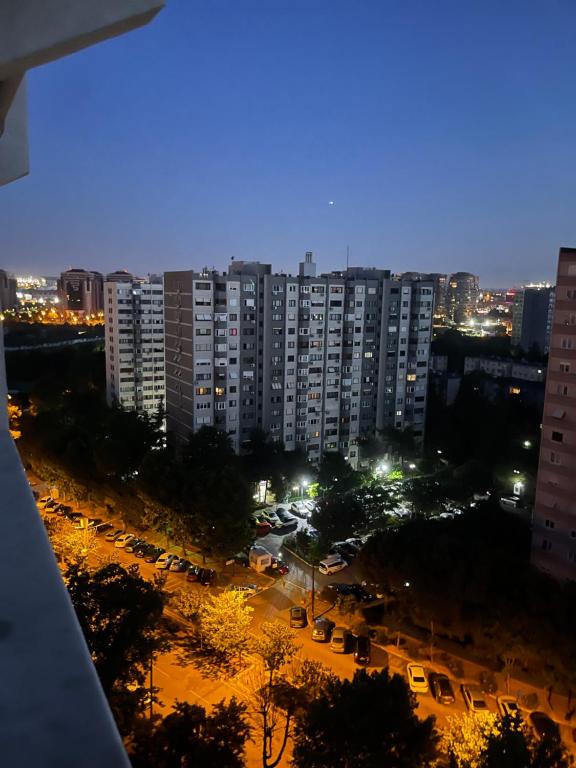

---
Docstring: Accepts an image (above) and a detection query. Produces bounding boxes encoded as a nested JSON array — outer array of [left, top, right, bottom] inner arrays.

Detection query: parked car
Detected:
[[290, 502, 308, 519], [479, 671, 497, 695], [354, 635, 371, 665], [115, 533, 135, 548], [231, 584, 259, 596], [37, 496, 54, 509], [497, 696, 522, 720], [169, 557, 190, 573], [199, 568, 216, 586], [144, 546, 165, 563], [155, 552, 178, 570], [330, 626, 350, 654], [187, 565, 201, 582], [461, 685, 490, 713], [261, 510, 283, 528], [94, 522, 114, 535], [56, 505, 73, 516], [312, 617, 335, 642], [327, 583, 373, 602], [529, 712, 559, 740], [134, 543, 152, 558], [276, 508, 297, 527], [255, 519, 272, 536], [407, 664, 429, 694], [290, 606, 307, 628], [44, 500, 59, 512], [125, 537, 145, 553], [105, 528, 123, 542], [318, 555, 348, 575], [234, 552, 249, 568], [430, 673, 455, 705]]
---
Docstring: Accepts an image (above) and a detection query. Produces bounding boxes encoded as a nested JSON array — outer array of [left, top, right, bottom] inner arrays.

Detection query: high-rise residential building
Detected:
[[532, 248, 576, 581], [400, 272, 447, 320], [446, 272, 479, 323], [511, 285, 555, 355], [104, 274, 165, 418], [0, 269, 18, 311], [58, 268, 104, 315], [164, 254, 433, 466]]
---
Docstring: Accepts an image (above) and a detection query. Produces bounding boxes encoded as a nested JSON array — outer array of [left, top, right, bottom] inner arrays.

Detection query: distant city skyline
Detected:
[[2, 1, 576, 285]]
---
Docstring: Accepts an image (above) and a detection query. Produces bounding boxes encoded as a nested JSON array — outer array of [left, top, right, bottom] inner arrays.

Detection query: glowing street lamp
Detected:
[[523, 440, 532, 449]]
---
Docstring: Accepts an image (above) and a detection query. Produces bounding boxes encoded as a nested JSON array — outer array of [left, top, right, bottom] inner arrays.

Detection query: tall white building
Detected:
[[104, 274, 165, 418], [164, 254, 433, 465]]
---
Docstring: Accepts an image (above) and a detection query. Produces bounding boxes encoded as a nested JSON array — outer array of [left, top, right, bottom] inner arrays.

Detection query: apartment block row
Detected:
[[157, 253, 433, 465]]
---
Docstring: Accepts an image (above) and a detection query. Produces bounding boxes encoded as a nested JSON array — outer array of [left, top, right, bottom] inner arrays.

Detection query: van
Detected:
[[318, 555, 348, 575]]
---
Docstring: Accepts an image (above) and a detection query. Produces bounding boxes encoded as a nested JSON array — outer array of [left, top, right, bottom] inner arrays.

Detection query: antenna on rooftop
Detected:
[[346, 245, 350, 271]]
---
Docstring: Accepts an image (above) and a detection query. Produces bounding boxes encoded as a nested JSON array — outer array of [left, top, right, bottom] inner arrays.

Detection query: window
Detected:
[[196, 387, 211, 396], [541, 539, 552, 551], [545, 519, 555, 529], [560, 362, 571, 373], [551, 431, 564, 443], [550, 451, 561, 465]]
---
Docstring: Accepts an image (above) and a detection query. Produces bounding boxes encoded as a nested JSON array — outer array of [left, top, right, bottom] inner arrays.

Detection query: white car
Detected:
[[497, 696, 521, 719], [114, 533, 135, 548], [461, 685, 490, 713], [318, 555, 347, 575], [155, 552, 178, 570], [37, 496, 54, 509], [230, 584, 259, 596], [407, 663, 429, 694]]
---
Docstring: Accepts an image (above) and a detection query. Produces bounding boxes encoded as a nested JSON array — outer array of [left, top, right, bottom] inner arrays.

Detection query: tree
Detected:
[[130, 698, 250, 768], [199, 590, 253, 662], [65, 562, 165, 731], [44, 516, 98, 565], [317, 451, 360, 495], [252, 621, 300, 768], [291, 668, 438, 768]]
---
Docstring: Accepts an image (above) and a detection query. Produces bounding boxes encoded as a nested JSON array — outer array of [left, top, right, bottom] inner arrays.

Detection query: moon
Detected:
[[328, 201, 335, 206]]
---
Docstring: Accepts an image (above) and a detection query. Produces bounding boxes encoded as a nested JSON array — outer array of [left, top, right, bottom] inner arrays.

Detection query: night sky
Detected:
[[2, 0, 576, 286]]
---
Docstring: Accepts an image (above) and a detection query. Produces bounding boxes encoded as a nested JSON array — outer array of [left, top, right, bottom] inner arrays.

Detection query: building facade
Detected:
[[400, 272, 448, 321], [0, 269, 17, 311], [446, 272, 479, 324], [164, 254, 433, 465], [58, 268, 104, 315], [104, 274, 165, 418], [532, 248, 576, 580], [464, 356, 545, 382], [511, 285, 555, 355]]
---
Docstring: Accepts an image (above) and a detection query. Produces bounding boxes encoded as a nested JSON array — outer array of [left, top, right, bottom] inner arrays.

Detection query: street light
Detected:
[[523, 440, 532, 449], [374, 462, 390, 478]]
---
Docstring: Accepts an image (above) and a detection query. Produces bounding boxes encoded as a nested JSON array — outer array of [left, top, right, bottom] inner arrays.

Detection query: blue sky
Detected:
[[2, 0, 576, 286]]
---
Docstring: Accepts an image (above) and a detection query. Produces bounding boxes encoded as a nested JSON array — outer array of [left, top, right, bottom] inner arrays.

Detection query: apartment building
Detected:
[[446, 272, 479, 324], [58, 268, 104, 315], [464, 356, 545, 383], [511, 285, 555, 355], [104, 274, 165, 418], [164, 253, 433, 465], [532, 247, 576, 580]]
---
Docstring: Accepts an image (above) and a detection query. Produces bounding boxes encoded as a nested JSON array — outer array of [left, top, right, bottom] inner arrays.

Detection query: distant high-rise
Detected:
[[0, 270, 17, 311], [400, 272, 447, 320], [164, 255, 433, 466], [511, 285, 555, 355], [446, 272, 479, 323], [532, 248, 576, 580], [58, 268, 103, 315], [104, 275, 165, 419]]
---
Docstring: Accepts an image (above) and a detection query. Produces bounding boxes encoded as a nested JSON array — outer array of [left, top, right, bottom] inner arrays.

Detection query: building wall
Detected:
[[164, 256, 433, 466], [0, 269, 18, 310], [532, 248, 576, 580], [446, 272, 479, 324], [104, 276, 165, 418], [58, 269, 104, 314], [512, 286, 555, 355], [463, 356, 545, 383]]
